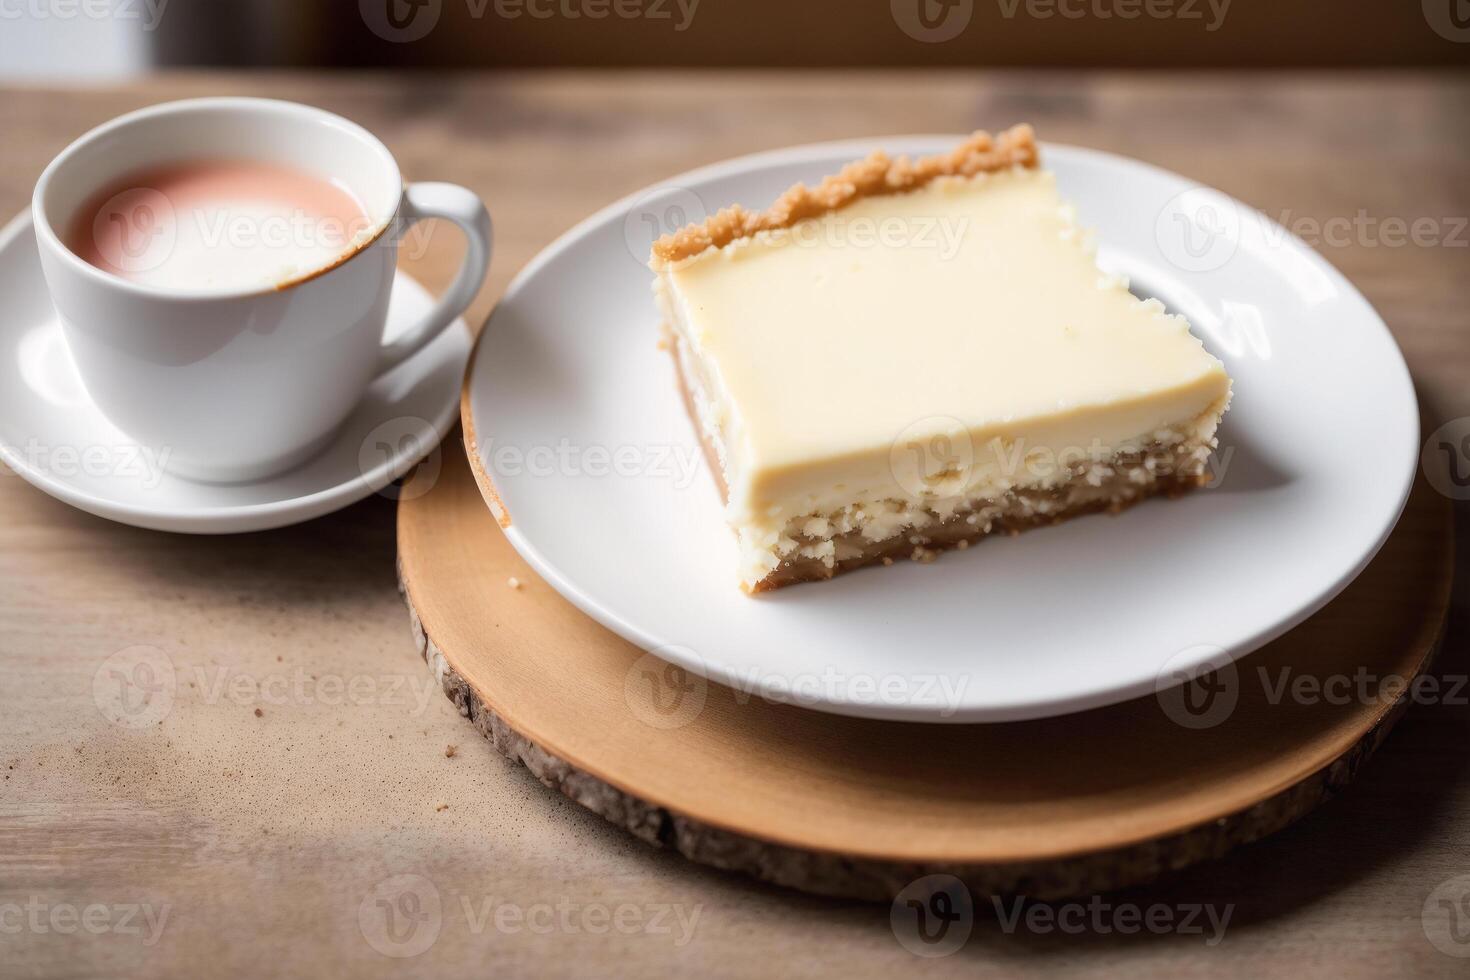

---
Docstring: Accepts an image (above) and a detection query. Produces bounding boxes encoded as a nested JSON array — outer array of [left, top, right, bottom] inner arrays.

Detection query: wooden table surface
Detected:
[[1, 70, 1467, 978]]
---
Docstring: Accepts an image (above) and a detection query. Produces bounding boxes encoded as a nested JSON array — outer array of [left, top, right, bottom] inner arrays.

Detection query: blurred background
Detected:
[[2, 0, 1466, 81]]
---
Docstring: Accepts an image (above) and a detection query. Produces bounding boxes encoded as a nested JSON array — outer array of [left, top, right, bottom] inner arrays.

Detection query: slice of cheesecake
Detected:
[[649, 125, 1232, 593]]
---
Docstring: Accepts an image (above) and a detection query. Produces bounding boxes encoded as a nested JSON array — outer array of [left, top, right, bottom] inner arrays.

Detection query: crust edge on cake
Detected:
[[649, 124, 1039, 265]]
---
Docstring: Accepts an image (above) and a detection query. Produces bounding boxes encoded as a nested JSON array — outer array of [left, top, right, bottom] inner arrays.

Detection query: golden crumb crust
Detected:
[[649, 124, 1039, 265]]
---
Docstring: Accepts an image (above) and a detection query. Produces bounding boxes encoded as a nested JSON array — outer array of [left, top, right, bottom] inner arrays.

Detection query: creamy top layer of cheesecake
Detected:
[[655, 165, 1232, 527]]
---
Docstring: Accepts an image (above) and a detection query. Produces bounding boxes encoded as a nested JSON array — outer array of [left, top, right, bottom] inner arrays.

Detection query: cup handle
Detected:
[[377, 182, 492, 374]]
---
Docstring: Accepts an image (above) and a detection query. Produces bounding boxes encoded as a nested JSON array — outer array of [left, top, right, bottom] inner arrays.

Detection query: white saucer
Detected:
[[464, 138, 1418, 723], [0, 212, 471, 533]]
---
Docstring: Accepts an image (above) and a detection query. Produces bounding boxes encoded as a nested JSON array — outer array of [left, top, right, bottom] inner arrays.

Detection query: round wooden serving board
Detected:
[[397, 434, 1452, 901]]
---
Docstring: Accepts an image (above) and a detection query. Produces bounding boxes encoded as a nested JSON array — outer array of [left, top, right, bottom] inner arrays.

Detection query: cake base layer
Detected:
[[752, 451, 1207, 592]]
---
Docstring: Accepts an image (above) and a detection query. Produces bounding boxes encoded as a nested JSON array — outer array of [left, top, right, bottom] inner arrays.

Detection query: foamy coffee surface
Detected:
[[68, 160, 374, 291]]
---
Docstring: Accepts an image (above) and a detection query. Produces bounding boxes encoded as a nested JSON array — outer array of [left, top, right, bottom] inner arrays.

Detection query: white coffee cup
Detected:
[[31, 97, 491, 483]]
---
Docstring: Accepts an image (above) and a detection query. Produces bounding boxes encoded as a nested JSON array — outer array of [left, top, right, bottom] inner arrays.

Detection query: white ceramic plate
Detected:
[[464, 138, 1418, 723], [0, 212, 470, 534]]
